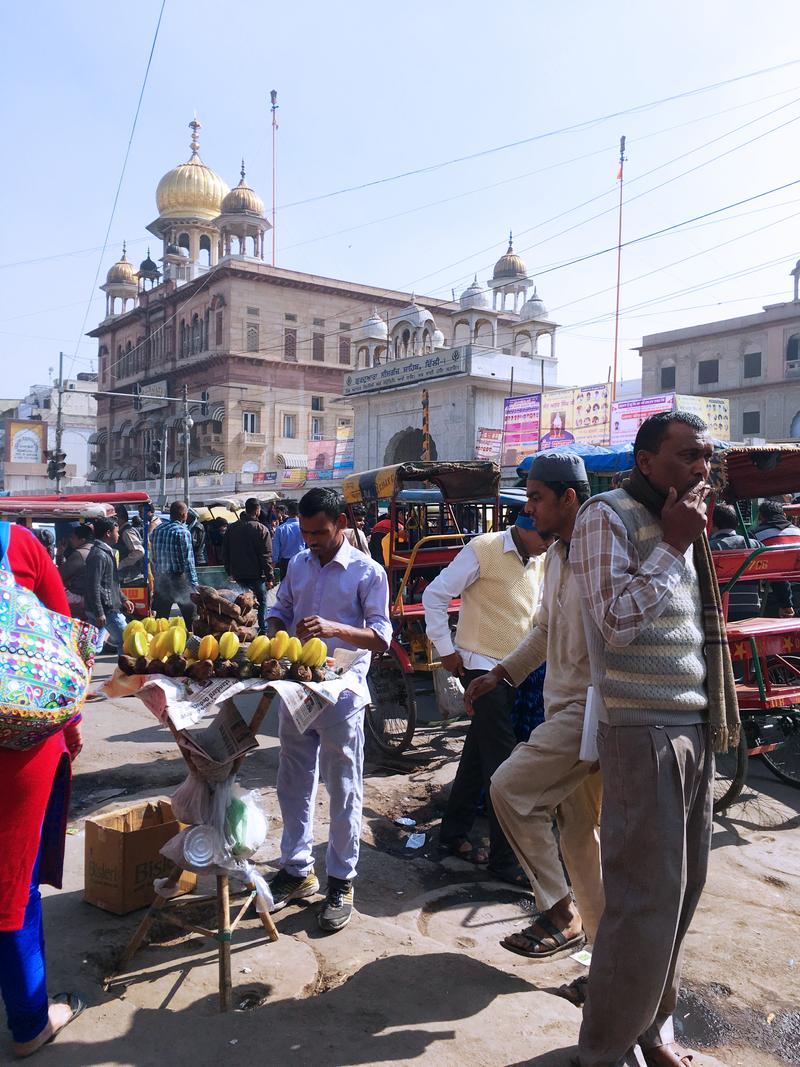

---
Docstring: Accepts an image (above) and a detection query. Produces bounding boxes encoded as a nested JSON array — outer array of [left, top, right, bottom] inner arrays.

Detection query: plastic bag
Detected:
[[431, 644, 465, 719], [225, 785, 268, 859], [170, 771, 214, 825]]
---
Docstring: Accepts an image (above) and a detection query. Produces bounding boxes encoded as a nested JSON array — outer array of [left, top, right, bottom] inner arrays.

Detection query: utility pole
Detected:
[[181, 383, 193, 507], [611, 135, 627, 404], [159, 435, 167, 506], [421, 389, 430, 461], [270, 89, 279, 266], [55, 351, 64, 493]]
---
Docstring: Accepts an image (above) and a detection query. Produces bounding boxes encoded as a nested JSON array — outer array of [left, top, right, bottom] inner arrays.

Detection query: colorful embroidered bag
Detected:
[[0, 522, 103, 750]]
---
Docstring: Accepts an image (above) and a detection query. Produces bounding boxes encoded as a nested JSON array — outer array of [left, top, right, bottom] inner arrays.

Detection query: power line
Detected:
[[64, 0, 166, 380], [278, 58, 800, 210]]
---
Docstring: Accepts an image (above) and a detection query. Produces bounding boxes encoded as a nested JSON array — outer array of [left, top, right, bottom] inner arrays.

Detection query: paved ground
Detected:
[[11, 656, 799, 1067]]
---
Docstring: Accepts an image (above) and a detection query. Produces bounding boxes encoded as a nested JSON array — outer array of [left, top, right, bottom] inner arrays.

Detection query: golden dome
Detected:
[[106, 243, 138, 285], [220, 161, 265, 216], [155, 119, 229, 221], [493, 232, 528, 280]]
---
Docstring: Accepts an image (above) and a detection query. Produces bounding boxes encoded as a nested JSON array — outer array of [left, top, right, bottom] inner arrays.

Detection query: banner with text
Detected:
[[610, 393, 674, 445], [308, 439, 336, 473], [502, 394, 541, 466], [674, 395, 730, 440], [333, 422, 355, 473], [474, 427, 503, 461]]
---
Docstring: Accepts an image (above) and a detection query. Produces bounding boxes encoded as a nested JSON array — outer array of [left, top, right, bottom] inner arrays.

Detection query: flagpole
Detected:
[[611, 135, 626, 404], [270, 89, 279, 266]]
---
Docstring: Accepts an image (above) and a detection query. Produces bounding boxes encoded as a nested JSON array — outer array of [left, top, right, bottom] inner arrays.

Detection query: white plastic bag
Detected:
[[431, 643, 466, 719], [224, 785, 268, 859], [170, 771, 214, 825]]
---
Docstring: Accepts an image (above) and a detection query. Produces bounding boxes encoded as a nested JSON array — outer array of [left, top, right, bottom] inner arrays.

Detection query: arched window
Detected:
[[125, 340, 133, 377], [191, 313, 201, 354], [179, 319, 187, 358], [199, 234, 211, 267], [787, 334, 800, 365]]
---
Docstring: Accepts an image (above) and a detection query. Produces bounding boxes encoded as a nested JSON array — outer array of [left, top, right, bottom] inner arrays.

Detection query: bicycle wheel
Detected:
[[713, 728, 748, 813], [760, 658, 800, 787], [365, 650, 417, 754]]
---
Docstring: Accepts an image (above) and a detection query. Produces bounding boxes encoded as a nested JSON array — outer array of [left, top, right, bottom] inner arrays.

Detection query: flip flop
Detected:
[[642, 1051, 694, 1067], [557, 974, 589, 1006], [440, 835, 489, 866], [487, 863, 532, 889], [501, 916, 586, 959], [14, 993, 86, 1059]]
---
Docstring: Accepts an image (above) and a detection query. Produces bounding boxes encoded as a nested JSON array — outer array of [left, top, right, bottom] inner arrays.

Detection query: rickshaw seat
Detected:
[[734, 682, 800, 709], [726, 616, 800, 639]]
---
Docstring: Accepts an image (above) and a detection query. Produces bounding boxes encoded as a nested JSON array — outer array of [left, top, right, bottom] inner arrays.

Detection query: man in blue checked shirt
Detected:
[[149, 501, 198, 625], [266, 487, 391, 933], [272, 500, 304, 579]]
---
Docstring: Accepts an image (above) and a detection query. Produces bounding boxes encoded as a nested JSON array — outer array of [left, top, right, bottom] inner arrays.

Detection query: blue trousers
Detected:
[[0, 854, 48, 1043]]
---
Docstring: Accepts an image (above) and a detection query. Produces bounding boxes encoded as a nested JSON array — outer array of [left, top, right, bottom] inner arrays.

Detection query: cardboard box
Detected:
[[84, 799, 196, 915]]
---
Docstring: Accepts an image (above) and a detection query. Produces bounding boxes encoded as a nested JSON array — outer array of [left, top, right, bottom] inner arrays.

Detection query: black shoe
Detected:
[[318, 876, 354, 932], [267, 867, 319, 912]]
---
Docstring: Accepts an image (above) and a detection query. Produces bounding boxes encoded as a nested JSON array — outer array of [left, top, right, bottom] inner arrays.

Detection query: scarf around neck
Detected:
[[622, 467, 741, 754]]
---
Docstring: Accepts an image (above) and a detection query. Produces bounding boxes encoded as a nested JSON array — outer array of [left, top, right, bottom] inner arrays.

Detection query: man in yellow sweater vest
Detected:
[[422, 513, 548, 883]]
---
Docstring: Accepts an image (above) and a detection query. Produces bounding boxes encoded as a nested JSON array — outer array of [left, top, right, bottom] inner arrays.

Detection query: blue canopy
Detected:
[[516, 443, 635, 478]]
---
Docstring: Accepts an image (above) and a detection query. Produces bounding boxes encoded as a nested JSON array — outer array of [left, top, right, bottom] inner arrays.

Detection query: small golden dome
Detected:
[[155, 119, 229, 221], [493, 232, 528, 280], [220, 161, 265, 216], [106, 243, 138, 285]]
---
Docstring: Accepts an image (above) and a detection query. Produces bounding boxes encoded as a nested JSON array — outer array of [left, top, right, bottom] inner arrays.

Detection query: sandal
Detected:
[[14, 993, 86, 1058], [440, 835, 489, 866], [501, 916, 585, 959]]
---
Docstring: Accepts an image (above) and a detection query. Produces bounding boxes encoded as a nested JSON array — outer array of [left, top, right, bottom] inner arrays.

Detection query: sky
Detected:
[[2, 0, 800, 398]]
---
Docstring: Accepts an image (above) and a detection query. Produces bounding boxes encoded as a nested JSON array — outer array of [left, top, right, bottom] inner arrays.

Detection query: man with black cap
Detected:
[[465, 451, 604, 973], [422, 510, 550, 883]]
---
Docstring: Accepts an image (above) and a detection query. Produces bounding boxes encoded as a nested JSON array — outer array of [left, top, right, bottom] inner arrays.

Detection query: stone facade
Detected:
[[638, 281, 800, 442]]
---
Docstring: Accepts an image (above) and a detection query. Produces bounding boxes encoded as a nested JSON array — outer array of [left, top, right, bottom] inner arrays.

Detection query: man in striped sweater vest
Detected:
[[571, 411, 716, 1067], [422, 513, 548, 883]]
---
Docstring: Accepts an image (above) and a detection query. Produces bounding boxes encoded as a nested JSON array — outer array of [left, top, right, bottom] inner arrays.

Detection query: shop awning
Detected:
[[119, 422, 135, 439], [188, 453, 225, 475], [276, 453, 308, 469]]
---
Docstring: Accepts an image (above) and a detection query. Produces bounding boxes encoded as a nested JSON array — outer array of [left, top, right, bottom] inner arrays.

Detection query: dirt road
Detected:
[[16, 657, 799, 1067]]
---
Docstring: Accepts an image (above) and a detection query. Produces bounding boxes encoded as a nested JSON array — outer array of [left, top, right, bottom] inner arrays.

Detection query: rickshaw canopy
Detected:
[[342, 462, 500, 504], [721, 445, 800, 500]]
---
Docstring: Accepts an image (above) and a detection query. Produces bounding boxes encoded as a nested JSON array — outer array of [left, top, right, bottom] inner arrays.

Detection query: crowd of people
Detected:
[[0, 410, 766, 1065]]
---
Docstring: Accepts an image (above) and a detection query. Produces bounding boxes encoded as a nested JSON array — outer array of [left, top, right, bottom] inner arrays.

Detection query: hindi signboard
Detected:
[[474, 427, 503, 461], [610, 393, 674, 446], [140, 379, 169, 412], [674, 395, 730, 440], [333, 421, 355, 473], [6, 420, 46, 464], [501, 394, 541, 466], [343, 347, 467, 396]]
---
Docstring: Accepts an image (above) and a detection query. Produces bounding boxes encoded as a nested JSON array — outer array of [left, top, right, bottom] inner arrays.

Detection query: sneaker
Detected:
[[318, 876, 354, 932], [267, 867, 320, 912]]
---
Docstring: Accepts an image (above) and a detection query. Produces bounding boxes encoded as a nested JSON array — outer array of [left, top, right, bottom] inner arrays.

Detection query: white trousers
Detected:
[[276, 706, 364, 882]]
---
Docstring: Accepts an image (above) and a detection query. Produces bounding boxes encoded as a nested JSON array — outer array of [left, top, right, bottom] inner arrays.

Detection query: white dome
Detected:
[[459, 276, 490, 310], [432, 329, 445, 349], [520, 287, 548, 320], [355, 307, 388, 341], [392, 295, 435, 329]]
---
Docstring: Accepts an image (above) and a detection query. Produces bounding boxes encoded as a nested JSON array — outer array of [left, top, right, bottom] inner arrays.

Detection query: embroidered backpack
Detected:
[[0, 523, 103, 750]]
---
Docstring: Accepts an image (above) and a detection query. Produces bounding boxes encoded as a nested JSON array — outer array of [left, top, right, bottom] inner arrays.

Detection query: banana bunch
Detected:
[[245, 631, 327, 667]]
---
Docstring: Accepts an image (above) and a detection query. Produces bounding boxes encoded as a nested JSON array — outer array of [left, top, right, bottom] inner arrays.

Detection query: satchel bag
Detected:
[[0, 522, 103, 750]]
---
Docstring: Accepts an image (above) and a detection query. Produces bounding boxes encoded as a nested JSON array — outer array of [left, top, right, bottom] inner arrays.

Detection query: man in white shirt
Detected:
[[422, 513, 548, 882]]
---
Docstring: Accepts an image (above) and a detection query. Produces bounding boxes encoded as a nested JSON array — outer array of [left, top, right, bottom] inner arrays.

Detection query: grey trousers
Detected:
[[578, 721, 713, 1067]]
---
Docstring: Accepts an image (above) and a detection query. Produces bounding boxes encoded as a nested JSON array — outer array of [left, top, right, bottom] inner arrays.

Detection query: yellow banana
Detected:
[[197, 635, 219, 661], [314, 640, 328, 668], [158, 618, 170, 633], [169, 616, 187, 629], [270, 631, 290, 660], [123, 619, 144, 642], [219, 632, 240, 660], [142, 617, 158, 635], [285, 636, 303, 663]]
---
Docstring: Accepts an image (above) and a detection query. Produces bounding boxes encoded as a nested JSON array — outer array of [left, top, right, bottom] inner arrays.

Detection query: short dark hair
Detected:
[[72, 524, 94, 543], [299, 487, 344, 522], [634, 411, 707, 459], [758, 499, 786, 524], [115, 504, 129, 524], [538, 479, 592, 505], [244, 497, 260, 515], [94, 517, 118, 539], [170, 500, 188, 521], [712, 503, 738, 530], [351, 504, 366, 518], [286, 500, 299, 517]]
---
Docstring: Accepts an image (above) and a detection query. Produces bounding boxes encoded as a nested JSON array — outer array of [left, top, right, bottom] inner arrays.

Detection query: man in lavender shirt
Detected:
[[266, 487, 392, 932]]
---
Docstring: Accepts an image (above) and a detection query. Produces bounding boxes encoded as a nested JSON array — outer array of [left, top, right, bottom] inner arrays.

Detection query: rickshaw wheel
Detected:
[[759, 658, 800, 787], [713, 729, 748, 814], [365, 651, 417, 754]]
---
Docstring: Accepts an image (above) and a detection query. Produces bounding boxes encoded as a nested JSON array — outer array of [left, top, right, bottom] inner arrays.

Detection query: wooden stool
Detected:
[[119, 864, 279, 1012]]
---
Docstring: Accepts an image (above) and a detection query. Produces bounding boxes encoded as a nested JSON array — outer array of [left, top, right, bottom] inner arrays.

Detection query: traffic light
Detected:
[[148, 438, 163, 476], [47, 450, 67, 481], [200, 390, 209, 417]]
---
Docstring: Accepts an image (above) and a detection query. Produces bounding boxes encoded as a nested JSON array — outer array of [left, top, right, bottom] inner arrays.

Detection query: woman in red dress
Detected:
[[0, 524, 85, 1057]]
